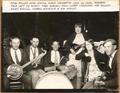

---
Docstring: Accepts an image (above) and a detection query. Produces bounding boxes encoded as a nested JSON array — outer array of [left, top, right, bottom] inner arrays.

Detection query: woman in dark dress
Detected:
[[62, 23, 89, 89], [63, 23, 89, 55]]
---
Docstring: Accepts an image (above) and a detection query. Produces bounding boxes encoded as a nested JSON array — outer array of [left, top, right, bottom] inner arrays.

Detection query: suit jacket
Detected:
[[43, 50, 66, 68], [103, 52, 118, 89], [94, 49, 109, 72], [24, 46, 44, 70], [3, 48, 29, 74]]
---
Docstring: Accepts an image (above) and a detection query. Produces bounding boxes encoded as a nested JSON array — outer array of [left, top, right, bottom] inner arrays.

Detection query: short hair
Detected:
[[74, 23, 82, 28], [85, 39, 96, 49], [87, 39, 94, 46], [31, 36, 39, 40], [52, 41, 59, 45], [103, 39, 117, 46], [10, 37, 20, 42]]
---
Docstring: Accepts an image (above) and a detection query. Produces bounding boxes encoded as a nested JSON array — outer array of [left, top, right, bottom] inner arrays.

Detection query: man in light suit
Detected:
[[3, 37, 32, 90]]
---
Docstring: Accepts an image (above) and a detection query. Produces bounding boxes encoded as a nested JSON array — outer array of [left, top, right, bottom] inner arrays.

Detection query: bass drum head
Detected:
[[35, 71, 73, 89]]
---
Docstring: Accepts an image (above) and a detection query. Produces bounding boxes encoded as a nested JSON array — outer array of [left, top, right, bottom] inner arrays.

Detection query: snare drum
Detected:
[[35, 71, 73, 89]]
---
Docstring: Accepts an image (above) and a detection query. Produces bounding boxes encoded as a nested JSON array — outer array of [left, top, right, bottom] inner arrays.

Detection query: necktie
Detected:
[[109, 56, 113, 69], [15, 50, 19, 64], [33, 48, 36, 58], [54, 51, 58, 65]]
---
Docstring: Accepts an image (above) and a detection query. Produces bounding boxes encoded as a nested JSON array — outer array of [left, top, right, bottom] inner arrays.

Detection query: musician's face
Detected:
[[86, 41, 93, 50], [10, 38, 20, 50], [75, 26, 82, 34], [104, 41, 116, 56], [52, 42, 60, 51], [31, 38, 39, 48]]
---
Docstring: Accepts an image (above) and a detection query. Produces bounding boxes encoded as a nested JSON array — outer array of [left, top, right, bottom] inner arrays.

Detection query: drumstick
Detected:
[[45, 56, 65, 72], [60, 56, 64, 63]]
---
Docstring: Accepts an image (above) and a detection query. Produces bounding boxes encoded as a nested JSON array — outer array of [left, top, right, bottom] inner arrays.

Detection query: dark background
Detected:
[[2, 12, 119, 49]]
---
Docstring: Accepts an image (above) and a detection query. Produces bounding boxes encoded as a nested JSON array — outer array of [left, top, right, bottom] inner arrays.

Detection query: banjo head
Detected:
[[7, 64, 23, 80]]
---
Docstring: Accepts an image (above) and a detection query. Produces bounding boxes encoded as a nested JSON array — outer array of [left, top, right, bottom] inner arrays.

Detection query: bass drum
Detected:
[[35, 71, 73, 89]]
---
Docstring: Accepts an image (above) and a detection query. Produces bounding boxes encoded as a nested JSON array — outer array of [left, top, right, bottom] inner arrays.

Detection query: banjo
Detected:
[[7, 50, 47, 80]]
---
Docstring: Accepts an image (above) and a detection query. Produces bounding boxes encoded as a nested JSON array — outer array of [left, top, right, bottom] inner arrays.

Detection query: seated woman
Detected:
[[76, 39, 109, 89]]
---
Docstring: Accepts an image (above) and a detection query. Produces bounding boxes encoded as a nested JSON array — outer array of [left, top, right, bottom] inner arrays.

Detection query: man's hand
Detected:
[[94, 80, 105, 87], [32, 63, 38, 68], [101, 72, 107, 80], [70, 48, 76, 55], [85, 53, 89, 57], [33, 49, 47, 64], [7, 71, 16, 76]]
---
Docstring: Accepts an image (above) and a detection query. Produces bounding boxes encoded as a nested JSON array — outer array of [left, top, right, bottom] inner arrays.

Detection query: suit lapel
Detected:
[[7, 48, 22, 65], [8, 48, 14, 64], [111, 52, 117, 71], [38, 47, 42, 55], [28, 46, 30, 58], [19, 48, 23, 65]]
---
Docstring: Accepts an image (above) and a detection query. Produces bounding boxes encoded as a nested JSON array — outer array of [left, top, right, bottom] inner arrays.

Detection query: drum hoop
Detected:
[[39, 71, 64, 79], [36, 71, 71, 88]]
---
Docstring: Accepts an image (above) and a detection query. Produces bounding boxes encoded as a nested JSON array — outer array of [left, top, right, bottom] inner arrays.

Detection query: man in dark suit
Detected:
[[25, 36, 46, 88], [44, 41, 79, 89], [3, 37, 32, 90], [44, 41, 65, 68], [93, 39, 118, 89], [81, 39, 118, 89]]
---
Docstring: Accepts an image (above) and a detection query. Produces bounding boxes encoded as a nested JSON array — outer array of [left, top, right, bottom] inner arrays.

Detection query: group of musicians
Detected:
[[3, 23, 118, 90]]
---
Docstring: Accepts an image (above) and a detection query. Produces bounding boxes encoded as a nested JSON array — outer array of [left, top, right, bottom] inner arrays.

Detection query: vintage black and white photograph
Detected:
[[1, 12, 119, 92]]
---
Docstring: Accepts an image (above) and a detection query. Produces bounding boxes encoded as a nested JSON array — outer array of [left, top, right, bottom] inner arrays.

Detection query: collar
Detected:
[[51, 50, 59, 52], [30, 45, 37, 50], [76, 33, 82, 36], [109, 50, 117, 58], [10, 48, 20, 51]]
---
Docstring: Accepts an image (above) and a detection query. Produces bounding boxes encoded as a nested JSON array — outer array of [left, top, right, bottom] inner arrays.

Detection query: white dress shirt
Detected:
[[73, 33, 85, 45], [29, 46, 39, 61], [51, 50, 60, 64], [10, 48, 22, 64], [109, 50, 117, 69]]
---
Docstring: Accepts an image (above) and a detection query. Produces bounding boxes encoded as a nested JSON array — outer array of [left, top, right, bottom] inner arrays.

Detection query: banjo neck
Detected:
[[21, 51, 46, 69], [21, 59, 35, 69]]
